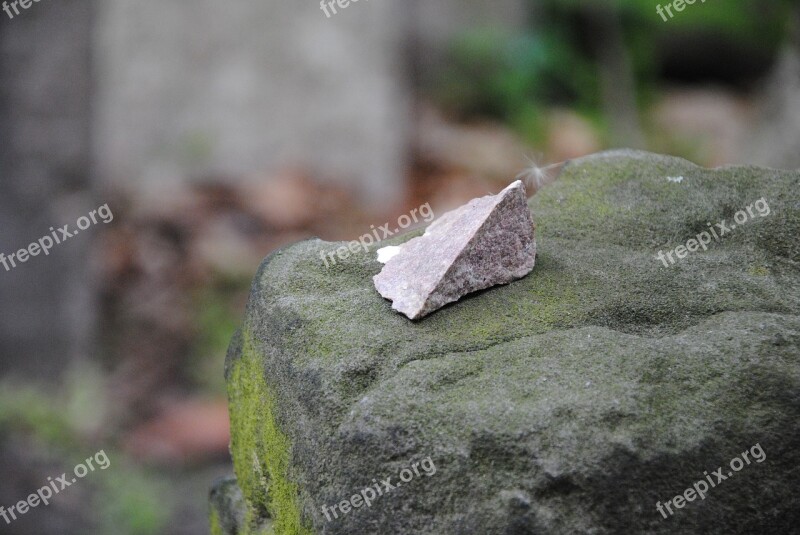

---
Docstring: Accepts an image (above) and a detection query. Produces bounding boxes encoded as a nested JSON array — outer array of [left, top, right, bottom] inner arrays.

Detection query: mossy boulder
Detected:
[[219, 151, 800, 534]]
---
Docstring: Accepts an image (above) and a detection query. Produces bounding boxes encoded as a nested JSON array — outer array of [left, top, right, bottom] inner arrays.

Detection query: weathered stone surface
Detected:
[[224, 151, 800, 534], [210, 477, 273, 535], [209, 477, 246, 535], [374, 180, 536, 319]]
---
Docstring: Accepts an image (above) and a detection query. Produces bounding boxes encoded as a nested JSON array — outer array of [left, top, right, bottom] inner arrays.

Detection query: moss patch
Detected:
[[209, 509, 224, 535], [227, 331, 312, 534]]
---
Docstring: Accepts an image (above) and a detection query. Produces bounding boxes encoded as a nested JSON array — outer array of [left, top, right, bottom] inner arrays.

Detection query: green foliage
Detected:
[[430, 27, 599, 143], [210, 508, 225, 535], [95, 462, 171, 535], [539, 0, 792, 44], [426, 0, 793, 144], [619, 0, 791, 44], [0, 382, 80, 449], [192, 277, 249, 393], [0, 363, 109, 447], [0, 375, 169, 535]]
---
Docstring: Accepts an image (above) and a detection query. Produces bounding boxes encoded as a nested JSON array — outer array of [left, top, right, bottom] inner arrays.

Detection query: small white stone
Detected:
[[666, 176, 684, 183], [376, 246, 401, 264]]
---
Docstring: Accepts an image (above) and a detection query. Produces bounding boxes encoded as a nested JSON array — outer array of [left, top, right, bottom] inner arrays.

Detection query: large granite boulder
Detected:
[[218, 151, 800, 534]]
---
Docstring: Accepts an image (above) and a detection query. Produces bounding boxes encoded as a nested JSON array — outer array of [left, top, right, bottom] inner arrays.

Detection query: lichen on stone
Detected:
[[226, 331, 312, 534]]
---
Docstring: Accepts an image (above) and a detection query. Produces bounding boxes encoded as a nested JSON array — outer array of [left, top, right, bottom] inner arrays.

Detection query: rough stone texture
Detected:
[[374, 180, 536, 319], [223, 151, 799, 534], [210, 477, 273, 535]]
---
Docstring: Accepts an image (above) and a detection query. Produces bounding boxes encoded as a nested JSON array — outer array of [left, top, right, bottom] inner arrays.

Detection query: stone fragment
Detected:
[[373, 180, 536, 319]]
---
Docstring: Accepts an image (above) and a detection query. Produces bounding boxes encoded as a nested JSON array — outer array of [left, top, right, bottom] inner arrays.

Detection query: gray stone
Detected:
[[209, 477, 273, 535], [224, 151, 800, 534], [373, 180, 536, 319], [209, 477, 246, 535]]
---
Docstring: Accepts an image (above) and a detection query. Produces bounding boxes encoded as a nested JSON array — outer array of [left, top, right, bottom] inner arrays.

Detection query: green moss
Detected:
[[748, 265, 770, 277], [193, 281, 249, 394], [94, 461, 171, 535], [228, 331, 312, 535], [210, 509, 224, 535]]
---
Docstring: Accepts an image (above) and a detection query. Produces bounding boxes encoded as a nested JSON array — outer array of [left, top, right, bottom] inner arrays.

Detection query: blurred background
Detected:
[[1, 0, 798, 533]]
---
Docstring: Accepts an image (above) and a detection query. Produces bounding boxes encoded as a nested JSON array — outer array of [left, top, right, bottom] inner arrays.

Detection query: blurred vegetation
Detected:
[[430, 27, 598, 143], [427, 0, 795, 146], [191, 273, 251, 395], [0, 373, 170, 534]]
